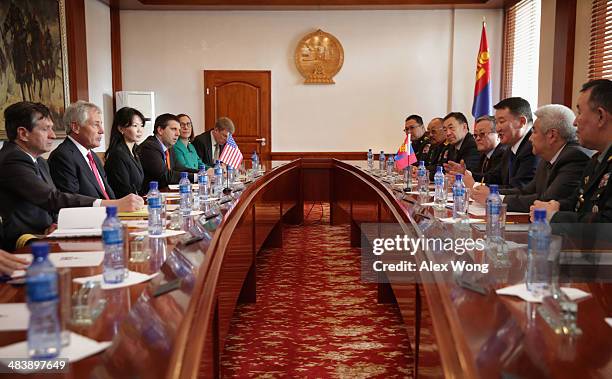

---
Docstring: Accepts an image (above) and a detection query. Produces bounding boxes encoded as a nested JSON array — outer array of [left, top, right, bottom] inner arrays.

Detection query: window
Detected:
[[502, 0, 541, 109], [589, 0, 612, 79]]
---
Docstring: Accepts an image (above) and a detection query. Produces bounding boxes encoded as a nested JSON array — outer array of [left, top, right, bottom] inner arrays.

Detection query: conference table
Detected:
[[0, 158, 610, 379]]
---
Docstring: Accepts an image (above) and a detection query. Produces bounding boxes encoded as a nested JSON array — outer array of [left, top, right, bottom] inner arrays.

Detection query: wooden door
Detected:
[[203, 70, 271, 160]]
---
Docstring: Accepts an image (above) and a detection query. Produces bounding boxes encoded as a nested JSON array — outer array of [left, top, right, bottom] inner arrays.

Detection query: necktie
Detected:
[[165, 150, 171, 170], [34, 161, 43, 180], [508, 152, 516, 178], [87, 151, 110, 200], [214, 143, 220, 161], [481, 156, 490, 173]]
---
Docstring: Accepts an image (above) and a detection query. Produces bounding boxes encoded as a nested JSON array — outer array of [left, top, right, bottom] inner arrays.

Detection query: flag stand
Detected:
[[223, 167, 232, 195]]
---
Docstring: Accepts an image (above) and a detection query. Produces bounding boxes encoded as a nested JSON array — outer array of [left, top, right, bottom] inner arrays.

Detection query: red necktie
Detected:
[[165, 150, 171, 170], [87, 151, 110, 200]]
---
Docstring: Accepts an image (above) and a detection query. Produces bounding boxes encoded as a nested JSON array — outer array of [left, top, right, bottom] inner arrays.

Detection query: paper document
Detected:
[[0, 332, 111, 367], [118, 209, 148, 218], [129, 230, 186, 238], [47, 207, 107, 238], [13, 251, 104, 268], [73, 271, 157, 290], [496, 283, 590, 303], [439, 218, 484, 224], [0, 303, 28, 331]]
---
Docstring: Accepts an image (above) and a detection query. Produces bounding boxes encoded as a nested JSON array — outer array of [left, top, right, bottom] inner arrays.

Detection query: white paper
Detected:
[[421, 202, 451, 207], [606, 318, 612, 328], [13, 252, 104, 268], [496, 283, 591, 303], [159, 192, 181, 198], [129, 229, 185, 238], [0, 303, 28, 331], [439, 218, 484, 224], [468, 203, 528, 217], [0, 332, 111, 367], [73, 271, 157, 290], [47, 228, 102, 238], [123, 220, 149, 228]]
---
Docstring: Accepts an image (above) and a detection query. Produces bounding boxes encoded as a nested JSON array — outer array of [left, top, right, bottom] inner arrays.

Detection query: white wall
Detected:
[[120, 9, 502, 153], [85, 0, 113, 151]]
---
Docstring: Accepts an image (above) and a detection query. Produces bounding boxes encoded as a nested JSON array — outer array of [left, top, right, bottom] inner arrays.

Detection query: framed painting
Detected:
[[0, 0, 70, 139]]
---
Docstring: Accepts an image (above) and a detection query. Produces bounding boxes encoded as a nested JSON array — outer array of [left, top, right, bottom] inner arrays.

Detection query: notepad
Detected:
[[118, 209, 149, 218], [0, 333, 111, 367], [47, 207, 106, 238]]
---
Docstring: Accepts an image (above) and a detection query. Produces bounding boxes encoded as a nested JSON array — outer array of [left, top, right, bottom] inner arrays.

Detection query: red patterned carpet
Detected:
[[220, 203, 440, 378]]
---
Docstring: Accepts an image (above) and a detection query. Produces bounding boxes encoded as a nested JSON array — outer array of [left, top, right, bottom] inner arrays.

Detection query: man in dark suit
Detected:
[[0, 102, 143, 251], [404, 114, 432, 165], [0, 221, 28, 275], [139, 113, 185, 192], [471, 97, 539, 202], [441, 112, 480, 173], [48, 101, 116, 199], [472, 104, 592, 212], [533, 79, 612, 223], [192, 117, 235, 167], [446, 115, 507, 185]]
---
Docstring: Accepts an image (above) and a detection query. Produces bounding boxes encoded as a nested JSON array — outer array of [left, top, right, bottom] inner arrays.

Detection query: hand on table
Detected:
[[0, 250, 28, 276], [471, 185, 490, 204], [102, 194, 145, 212], [530, 200, 560, 222]]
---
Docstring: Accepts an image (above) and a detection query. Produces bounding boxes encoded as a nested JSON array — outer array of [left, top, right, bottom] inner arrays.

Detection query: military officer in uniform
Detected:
[[532, 79, 612, 223], [423, 117, 450, 172], [404, 115, 432, 165]]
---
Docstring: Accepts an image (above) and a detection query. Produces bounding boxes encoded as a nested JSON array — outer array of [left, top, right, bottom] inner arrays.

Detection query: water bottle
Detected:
[[452, 174, 467, 218], [379, 151, 385, 172], [198, 173, 210, 208], [434, 166, 446, 206], [251, 151, 260, 173], [214, 161, 223, 195], [486, 184, 503, 242], [527, 209, 552, 295], [386, 155, 395, 178], [27, 242, 61, 358], [147, 181, 163, 235], [102, 206, 125, 284], [367, 149, 373, 170], [417, 161, 428, 199], [179, 172, 191, 225], [228, 165, 235, 185]]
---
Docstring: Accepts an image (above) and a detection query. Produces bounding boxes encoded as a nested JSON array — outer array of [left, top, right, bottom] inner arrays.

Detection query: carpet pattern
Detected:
[[220, 203, 440, 378]]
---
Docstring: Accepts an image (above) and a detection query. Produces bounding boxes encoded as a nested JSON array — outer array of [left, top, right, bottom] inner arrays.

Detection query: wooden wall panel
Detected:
[[65, 0, 89, 102]]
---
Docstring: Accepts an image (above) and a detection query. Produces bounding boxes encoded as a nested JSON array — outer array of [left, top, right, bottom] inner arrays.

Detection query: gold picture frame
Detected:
[[0, 0, 70, 140], [295, 29, 344, 84]]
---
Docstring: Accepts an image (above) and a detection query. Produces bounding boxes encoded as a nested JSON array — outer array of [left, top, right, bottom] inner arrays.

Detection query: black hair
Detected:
[[176, 113, 195, 141], [105, 107, 146, 160], [493, 97, 533, 124], [405, 114, 423, 126], [581, 79, 612, 114], [443, 112, 468, 126], [154, 113, 180, 135], [4, 102, 52, 141]]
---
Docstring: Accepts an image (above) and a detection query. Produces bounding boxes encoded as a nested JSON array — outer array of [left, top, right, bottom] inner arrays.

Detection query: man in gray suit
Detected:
[[192, 117, 235, 167], [472, 104, 592, 212]]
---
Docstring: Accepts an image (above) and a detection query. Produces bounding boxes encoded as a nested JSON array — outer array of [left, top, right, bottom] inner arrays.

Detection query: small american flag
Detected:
[[219, 133, 244, 169]]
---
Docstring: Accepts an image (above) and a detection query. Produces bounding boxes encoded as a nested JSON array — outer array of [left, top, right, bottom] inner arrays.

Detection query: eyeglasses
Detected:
[[180, 122, 192, 127]]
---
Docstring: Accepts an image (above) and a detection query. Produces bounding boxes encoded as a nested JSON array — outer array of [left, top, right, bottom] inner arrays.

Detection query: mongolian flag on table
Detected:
[[218, 133, 244, 169], [394, 134, 417, 170], [472, 21, 493, 119]]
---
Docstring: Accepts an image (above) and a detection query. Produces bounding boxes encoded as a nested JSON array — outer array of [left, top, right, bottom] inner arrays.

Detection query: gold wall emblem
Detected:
[[295, 29, 344, 84]]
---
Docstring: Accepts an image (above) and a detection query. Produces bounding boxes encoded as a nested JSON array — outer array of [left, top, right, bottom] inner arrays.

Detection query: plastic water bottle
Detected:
[[193, 164, 206, 210], [179, 172, 191, 223], [379, 151, 386, 171], [527, 209, 552, 295], [486, 184, 503, 242], [251, 151, 260, 173], [434, 166, 445, 206], [198, 173, 210, 207], [147, 181, 163, 235], [102, 206, 125, 284], [228, 165, 235, 185], [452, 174, 466, 219], [367, 149, 373, 170], [386, 155, 395, 177], [27, 242, 61, 358], [214, 161, 223, 195], [417, 161, 428, 198]]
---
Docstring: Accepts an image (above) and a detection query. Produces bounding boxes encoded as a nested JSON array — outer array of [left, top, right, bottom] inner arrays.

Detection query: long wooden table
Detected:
[[0, 158, 610, 379]]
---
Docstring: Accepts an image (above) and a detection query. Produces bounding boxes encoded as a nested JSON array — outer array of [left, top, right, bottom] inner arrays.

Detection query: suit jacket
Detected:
[[48, 137, 116, 199], [0, 142, 95, 250], [487, 129, 539, 190], [193, 130, 219, 167], [552, 145, 612, 223], [473, 143, 508, 182], [104, 141, 144, 198], [447, 132, 480, 173], [138, 135, 183, 192], [502, 143, 592, 212], [410, 134, 433, 166]]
